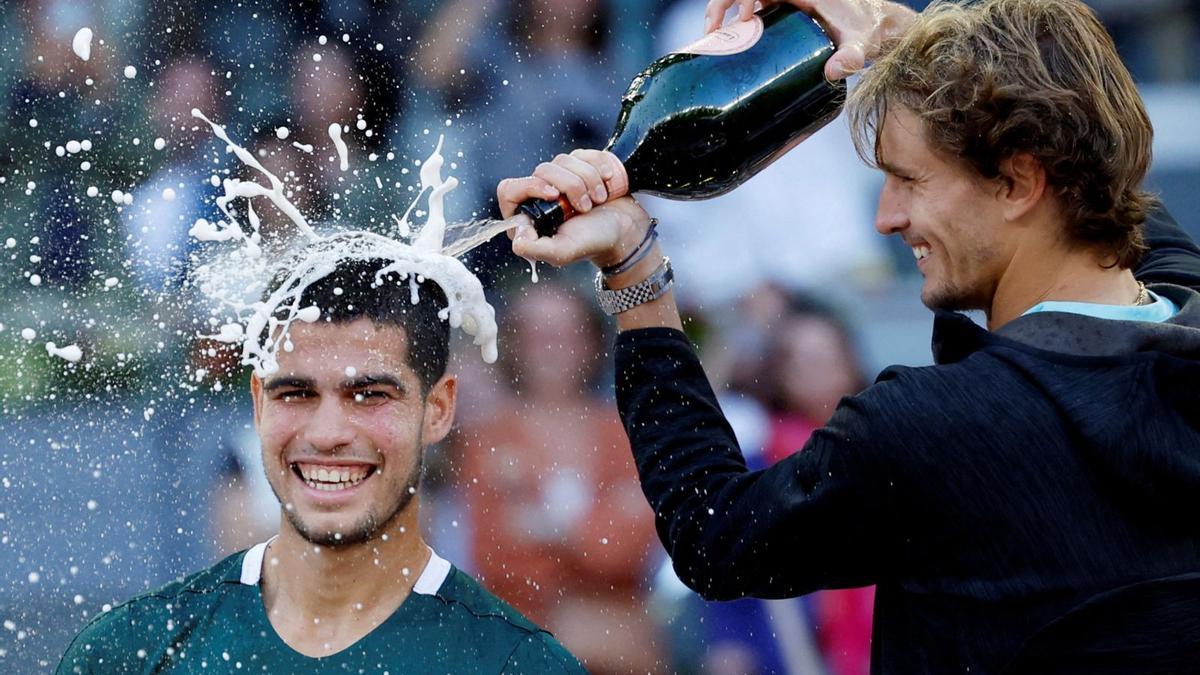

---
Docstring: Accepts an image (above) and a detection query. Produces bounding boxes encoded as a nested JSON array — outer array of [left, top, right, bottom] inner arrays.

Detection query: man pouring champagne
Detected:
[[498, 0, 1200, 672]]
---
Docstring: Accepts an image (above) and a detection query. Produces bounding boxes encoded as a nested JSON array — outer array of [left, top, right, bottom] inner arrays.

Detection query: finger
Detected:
[[507, 218, 533, 242], [556, 152, 609, 203], [826, 42, 867, 80], [511, 227, 577, 267], [568, 149, 632, 200], [738, 0, 755, 21], [705, 0, 733, 32], [496, 176, 559, 218], [569, 148, 615, 181], [533, 160, 593, 213], [598, 150, 630, 198]]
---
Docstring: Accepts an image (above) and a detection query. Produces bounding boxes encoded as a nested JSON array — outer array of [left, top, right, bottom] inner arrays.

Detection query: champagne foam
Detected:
[[189, 111, 498, 376]]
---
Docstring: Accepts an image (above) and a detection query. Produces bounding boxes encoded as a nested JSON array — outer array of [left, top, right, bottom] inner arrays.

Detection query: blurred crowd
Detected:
[[1, 0, 1198, 672]]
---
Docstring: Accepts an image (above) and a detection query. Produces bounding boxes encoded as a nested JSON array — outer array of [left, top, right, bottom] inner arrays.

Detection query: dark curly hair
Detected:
[[848, 0, 1155, 268]]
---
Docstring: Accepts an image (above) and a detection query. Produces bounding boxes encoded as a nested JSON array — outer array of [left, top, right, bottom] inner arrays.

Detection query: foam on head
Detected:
[[190, 111, 498, 377]]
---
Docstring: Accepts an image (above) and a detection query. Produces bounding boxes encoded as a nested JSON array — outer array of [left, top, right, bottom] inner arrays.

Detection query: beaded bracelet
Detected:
[[602, 218, 659, 276]]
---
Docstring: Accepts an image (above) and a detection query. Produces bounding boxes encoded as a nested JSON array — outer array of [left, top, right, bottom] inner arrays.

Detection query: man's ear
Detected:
[[250, 374, 263, 429], [421, 374, 457, 446], [997, 152, 1047, 222]]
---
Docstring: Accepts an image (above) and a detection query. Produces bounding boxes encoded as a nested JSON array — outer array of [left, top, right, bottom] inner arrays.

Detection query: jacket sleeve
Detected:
[[1136, 207, 1200, 291], [614, 328, 902, 601]]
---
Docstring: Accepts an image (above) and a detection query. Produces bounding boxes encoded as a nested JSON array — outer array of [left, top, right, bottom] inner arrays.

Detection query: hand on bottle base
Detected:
[[703, 0, 917, 80]]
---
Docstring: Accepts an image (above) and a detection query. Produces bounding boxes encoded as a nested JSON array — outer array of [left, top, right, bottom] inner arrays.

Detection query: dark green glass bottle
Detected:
[[518, 4, 845, 236]]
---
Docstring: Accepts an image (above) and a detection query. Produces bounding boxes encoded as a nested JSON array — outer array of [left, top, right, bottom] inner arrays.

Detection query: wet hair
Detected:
[[271, 258, 450, 393], [848, 0, 1154, 268]]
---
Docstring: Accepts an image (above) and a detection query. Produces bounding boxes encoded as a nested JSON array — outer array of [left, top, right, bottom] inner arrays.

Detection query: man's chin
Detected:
[[921, 284, 982, 313], [286, 511, 379, 548]]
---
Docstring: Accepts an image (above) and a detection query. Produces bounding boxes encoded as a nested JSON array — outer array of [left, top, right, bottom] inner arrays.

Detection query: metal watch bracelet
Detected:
[[594, 257, 674, 315]]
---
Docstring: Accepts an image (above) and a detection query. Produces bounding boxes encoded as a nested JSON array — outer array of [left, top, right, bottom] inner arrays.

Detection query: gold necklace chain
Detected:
[[1134, 281, 1149, 306]]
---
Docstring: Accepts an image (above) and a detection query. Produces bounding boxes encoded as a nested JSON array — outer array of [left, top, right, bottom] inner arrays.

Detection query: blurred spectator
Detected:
[[123, 57, 223, 290], [450, 279, 666, 674], [655, 286, 874, 675]]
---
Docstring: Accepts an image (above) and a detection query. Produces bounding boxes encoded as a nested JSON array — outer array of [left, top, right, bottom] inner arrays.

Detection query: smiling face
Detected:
[[251, 318, 456, 548], [874, 107, 1014, 313]]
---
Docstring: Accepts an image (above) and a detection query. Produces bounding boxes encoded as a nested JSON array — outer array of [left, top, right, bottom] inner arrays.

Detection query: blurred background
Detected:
[[0, 0, 1196, 672]]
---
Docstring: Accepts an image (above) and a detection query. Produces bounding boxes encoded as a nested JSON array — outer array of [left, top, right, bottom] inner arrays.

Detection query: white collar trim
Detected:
[[413, 548, 452, 596], [240, 535, 278, 585], [239, 537, 451, 596]]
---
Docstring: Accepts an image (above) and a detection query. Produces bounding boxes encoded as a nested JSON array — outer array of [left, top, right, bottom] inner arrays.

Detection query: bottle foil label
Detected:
[[676, 15, 764, 56]]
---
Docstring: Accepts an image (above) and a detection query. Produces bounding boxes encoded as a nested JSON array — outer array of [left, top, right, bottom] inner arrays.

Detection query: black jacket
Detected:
[[614, 210, 1200, 674]]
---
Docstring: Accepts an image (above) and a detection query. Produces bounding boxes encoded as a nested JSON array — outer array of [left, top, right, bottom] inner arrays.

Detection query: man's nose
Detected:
[[874, 178, 910, 236], [302, 396, 356, 452]]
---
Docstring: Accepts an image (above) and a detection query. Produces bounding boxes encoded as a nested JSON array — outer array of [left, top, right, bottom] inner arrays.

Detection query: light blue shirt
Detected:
[[1023, 290, 1179, 323]]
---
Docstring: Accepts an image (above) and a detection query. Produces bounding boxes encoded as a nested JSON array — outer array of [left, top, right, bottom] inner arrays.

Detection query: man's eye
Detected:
[[278, 390, 312, 401], [354, 390, 390, 403]]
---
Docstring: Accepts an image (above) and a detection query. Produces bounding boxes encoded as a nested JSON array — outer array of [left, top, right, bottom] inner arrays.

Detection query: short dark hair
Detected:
[[271, 258, 450, 393], [848, 0, 1154, 268]]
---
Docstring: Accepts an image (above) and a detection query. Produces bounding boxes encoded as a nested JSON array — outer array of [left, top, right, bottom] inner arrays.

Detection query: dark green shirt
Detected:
[[57, 542, 584, 674]]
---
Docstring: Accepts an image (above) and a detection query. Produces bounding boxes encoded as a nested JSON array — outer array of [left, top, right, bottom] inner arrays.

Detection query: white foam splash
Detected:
[[190, 108, 317, 253], [411, 136, 457, 253], [46, 342, 83, 363], [189, 116, 498, 376], [72, 28, 92, 61], [328, 123, 349, 171], [231, 231, 498, 375]]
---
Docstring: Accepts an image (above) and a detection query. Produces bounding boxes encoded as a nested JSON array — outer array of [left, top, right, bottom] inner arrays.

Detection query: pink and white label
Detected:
[[676, 16, 765, 56]]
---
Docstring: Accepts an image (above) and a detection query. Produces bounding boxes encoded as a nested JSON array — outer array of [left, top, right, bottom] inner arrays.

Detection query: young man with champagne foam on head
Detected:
[[499, 0, 1200, 671], [58, 257, 585, 673]]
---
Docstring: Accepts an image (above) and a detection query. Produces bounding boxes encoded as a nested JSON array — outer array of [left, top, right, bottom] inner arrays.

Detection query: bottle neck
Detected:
[[605, 130, 642, 193]]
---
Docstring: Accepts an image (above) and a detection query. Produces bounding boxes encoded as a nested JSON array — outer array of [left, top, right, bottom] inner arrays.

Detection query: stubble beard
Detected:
[[922, 280, 983, 313], [270, 448, 425, 549], [921, 244, 994, 313]]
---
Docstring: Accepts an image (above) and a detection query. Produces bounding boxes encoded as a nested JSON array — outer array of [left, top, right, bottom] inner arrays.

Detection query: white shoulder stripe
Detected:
[[239, 536, 278, 585], [412, 548, 452, 596]]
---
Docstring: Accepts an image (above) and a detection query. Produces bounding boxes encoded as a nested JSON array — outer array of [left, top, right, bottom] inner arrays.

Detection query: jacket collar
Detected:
[[931, 284, 1200, 364]]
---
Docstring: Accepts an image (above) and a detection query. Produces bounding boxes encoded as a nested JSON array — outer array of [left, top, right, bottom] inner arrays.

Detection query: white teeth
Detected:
[[297, 463, 371, 489], [912, 245, 931, 260]]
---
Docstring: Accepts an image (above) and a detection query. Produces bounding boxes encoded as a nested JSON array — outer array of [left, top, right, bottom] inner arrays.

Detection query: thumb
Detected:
[[512, 227, 573, 266], [826, 42, 867, 80]]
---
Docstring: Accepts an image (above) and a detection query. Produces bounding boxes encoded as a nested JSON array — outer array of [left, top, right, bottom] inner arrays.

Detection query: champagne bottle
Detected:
[[518, 4, 845, 236]]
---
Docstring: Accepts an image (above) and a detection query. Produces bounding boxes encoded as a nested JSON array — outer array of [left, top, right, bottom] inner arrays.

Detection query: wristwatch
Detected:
[[594, 257, 674, 315]]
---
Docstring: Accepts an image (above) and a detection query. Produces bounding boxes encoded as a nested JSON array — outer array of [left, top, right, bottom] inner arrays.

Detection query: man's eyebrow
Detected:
[[343, 374, 407, 393], [878, 159, 913, 177], [262, 376, 316, 392]]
